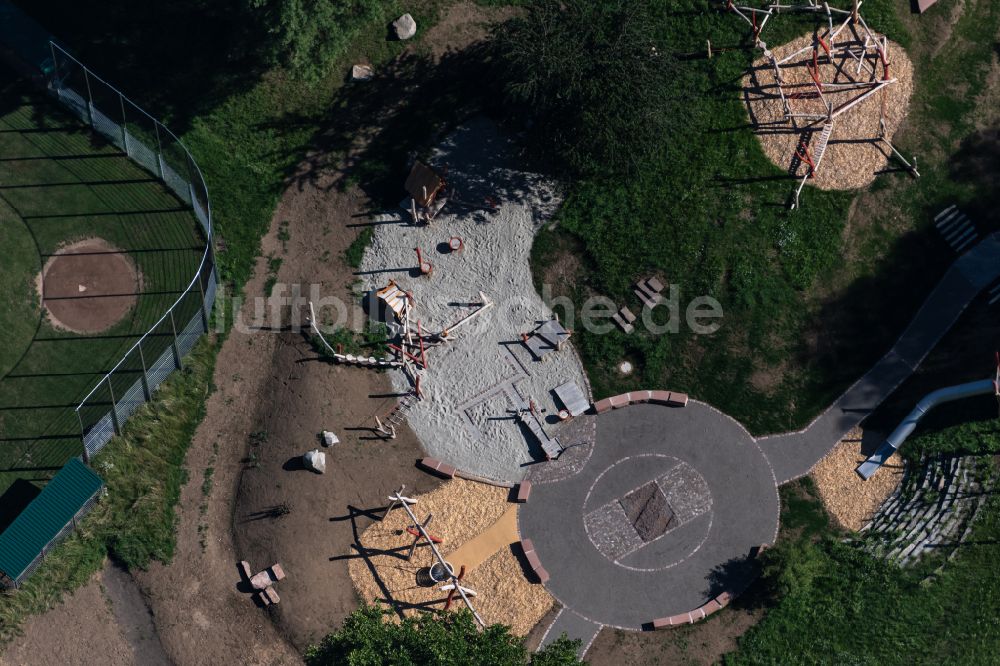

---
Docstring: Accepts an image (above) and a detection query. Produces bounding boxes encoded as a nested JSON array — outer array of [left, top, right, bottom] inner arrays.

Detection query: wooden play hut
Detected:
[[404, 161, 446, 208]]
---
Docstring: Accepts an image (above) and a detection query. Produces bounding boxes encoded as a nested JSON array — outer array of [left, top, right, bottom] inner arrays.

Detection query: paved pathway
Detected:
[[539, 608, 604, 658], [524, 233, 1000, 655], [521, 402, 778, 630], [758, 232, 1000, 483]]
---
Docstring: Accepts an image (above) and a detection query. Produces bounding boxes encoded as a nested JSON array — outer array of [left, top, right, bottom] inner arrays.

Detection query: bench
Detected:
[[634, 277, 665, 308], [651, 591, 732, 630], [611, 311, 634, 334], [593, 398, 613, 414], [258, 586, 280, 606], [613, 306, 636, 333], [514, 481, 532, 503], [419, 457, 458, 479], [609, 394, 630, 409], [238, 560, 252, 581], [667, 392, 688, 407], [519, 539, 549, 583]]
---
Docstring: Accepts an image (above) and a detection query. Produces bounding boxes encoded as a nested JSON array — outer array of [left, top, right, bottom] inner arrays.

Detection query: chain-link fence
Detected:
[[47, 42, 217, 460]]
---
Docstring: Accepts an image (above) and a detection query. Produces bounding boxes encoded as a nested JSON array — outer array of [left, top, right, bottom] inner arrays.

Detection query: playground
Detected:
[[6, 0, 1000, 663], [244, 112, 1000, 655]]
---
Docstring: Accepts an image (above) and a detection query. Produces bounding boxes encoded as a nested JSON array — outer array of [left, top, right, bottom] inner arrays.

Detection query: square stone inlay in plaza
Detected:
[[619, 481, 674, 542], [584, 461, 714, 562]]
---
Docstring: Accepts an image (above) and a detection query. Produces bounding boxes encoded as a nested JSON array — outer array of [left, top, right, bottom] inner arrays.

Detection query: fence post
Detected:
[[169, 310, 184, 370], [197, 271, 210, 333], [83, 63, 95, 128], [137, 343, 152, 402], [153, 121, 165, 179], [106, 375, 121, 436], [77, 408, 90, 466], [118, 91, 129, 155], [47, 41, 58, 88]]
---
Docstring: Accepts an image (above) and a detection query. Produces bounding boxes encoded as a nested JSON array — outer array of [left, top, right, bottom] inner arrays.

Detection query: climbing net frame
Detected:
[[726, 0, 919, 208]]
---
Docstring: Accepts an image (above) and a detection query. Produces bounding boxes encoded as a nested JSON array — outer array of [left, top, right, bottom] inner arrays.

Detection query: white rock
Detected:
[[392, 13, 417, 40], [303, 449, 326, 474], [322, 430, 340, 447], [351, 64, 374, 81]]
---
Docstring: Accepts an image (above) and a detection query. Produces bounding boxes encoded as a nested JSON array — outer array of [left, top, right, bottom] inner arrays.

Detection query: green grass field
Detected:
[[0, 201, 39, 379], [0, 64, 206, 497]]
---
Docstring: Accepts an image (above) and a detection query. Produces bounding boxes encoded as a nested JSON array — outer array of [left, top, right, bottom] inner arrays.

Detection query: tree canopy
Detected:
[[304, 606, 582, 666], [246, 0, 387, 79], [494, 0, 685, 178]]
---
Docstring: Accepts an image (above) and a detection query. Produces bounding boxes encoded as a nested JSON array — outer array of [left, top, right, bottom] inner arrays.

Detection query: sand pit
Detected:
[[359, 117, 593, 482], [811, 427, 904, 531], [38, 238, 140, 334], [348, 478, 553, 636], [743, 30, 914, 191]]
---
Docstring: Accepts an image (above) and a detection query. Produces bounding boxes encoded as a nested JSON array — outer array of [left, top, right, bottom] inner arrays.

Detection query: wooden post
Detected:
[[406, 514, 434, 561], [77, 409, 90, 466]]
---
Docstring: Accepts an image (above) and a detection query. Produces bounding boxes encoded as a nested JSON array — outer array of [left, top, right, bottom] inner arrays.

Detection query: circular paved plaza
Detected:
[[519, 401, 779, 629]]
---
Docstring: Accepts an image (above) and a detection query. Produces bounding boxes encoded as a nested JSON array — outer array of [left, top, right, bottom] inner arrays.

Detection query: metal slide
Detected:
[[856, 378, 997, 479]]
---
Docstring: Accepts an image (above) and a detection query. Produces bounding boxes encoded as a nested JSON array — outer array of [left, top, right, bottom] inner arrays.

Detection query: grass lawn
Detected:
[[0, 336, 216, 643], [0, 201, 39, 380], [0, 66, 206, 495], [730, 455, 1000, 664]]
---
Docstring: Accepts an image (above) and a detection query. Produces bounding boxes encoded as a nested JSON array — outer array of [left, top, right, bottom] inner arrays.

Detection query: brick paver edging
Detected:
[[418, 457, 515, 489], [592, 390, 689, 414], [650, 544, 767, 630]]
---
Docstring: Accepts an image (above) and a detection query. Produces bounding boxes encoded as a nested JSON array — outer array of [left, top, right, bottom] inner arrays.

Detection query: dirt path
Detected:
[[101, 563, 171, 666], [1, 561, 172, 666], [130, 251, 300, 663], [446, 505, 519, 571]]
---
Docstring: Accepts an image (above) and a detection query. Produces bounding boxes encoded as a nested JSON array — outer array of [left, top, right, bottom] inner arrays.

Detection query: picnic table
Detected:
[[523, 319, 571, 360]]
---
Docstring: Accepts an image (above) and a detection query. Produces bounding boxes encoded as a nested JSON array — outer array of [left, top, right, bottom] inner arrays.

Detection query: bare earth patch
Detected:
[[743, 31, 914, 190], [585, 606, 763, 666], [0, 570, 133, 666], [349, 479, 553, 637], [37, 238, 140, 334], [811, 427, 904, 531], [422, 1, 521, 62]]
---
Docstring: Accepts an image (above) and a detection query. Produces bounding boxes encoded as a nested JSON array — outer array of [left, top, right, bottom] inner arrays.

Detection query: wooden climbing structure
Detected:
[[725, 0, 920, 208]]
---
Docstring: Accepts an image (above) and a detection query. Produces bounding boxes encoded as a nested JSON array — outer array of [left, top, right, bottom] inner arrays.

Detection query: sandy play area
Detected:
[[359, 118, 593, 483], [743, 29, 914, 190], [349, 478, 552, 636], [811, 427, 904, 531]]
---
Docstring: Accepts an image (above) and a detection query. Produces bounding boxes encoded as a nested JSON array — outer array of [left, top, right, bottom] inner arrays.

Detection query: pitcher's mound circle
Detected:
[[38, 238, 140, 334]]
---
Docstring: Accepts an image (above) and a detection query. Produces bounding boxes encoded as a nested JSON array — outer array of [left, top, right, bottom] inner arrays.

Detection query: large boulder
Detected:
[[351, 64, 373, 81], [303, 449, 327, 474], [392, 13, 417, 40]]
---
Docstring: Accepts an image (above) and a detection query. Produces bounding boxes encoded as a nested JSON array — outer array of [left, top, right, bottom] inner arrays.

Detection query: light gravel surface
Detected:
[[360, 117, 591, 482]]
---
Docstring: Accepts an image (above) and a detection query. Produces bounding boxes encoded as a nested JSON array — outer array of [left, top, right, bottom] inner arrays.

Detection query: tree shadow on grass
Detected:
[[704, 552, 766, 611], [12, 0, 267, 131], [260, 41, 510, 211]]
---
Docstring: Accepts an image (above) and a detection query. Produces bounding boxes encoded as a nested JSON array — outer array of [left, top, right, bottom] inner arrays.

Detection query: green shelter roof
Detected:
[[0, 458, 102, 581]]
